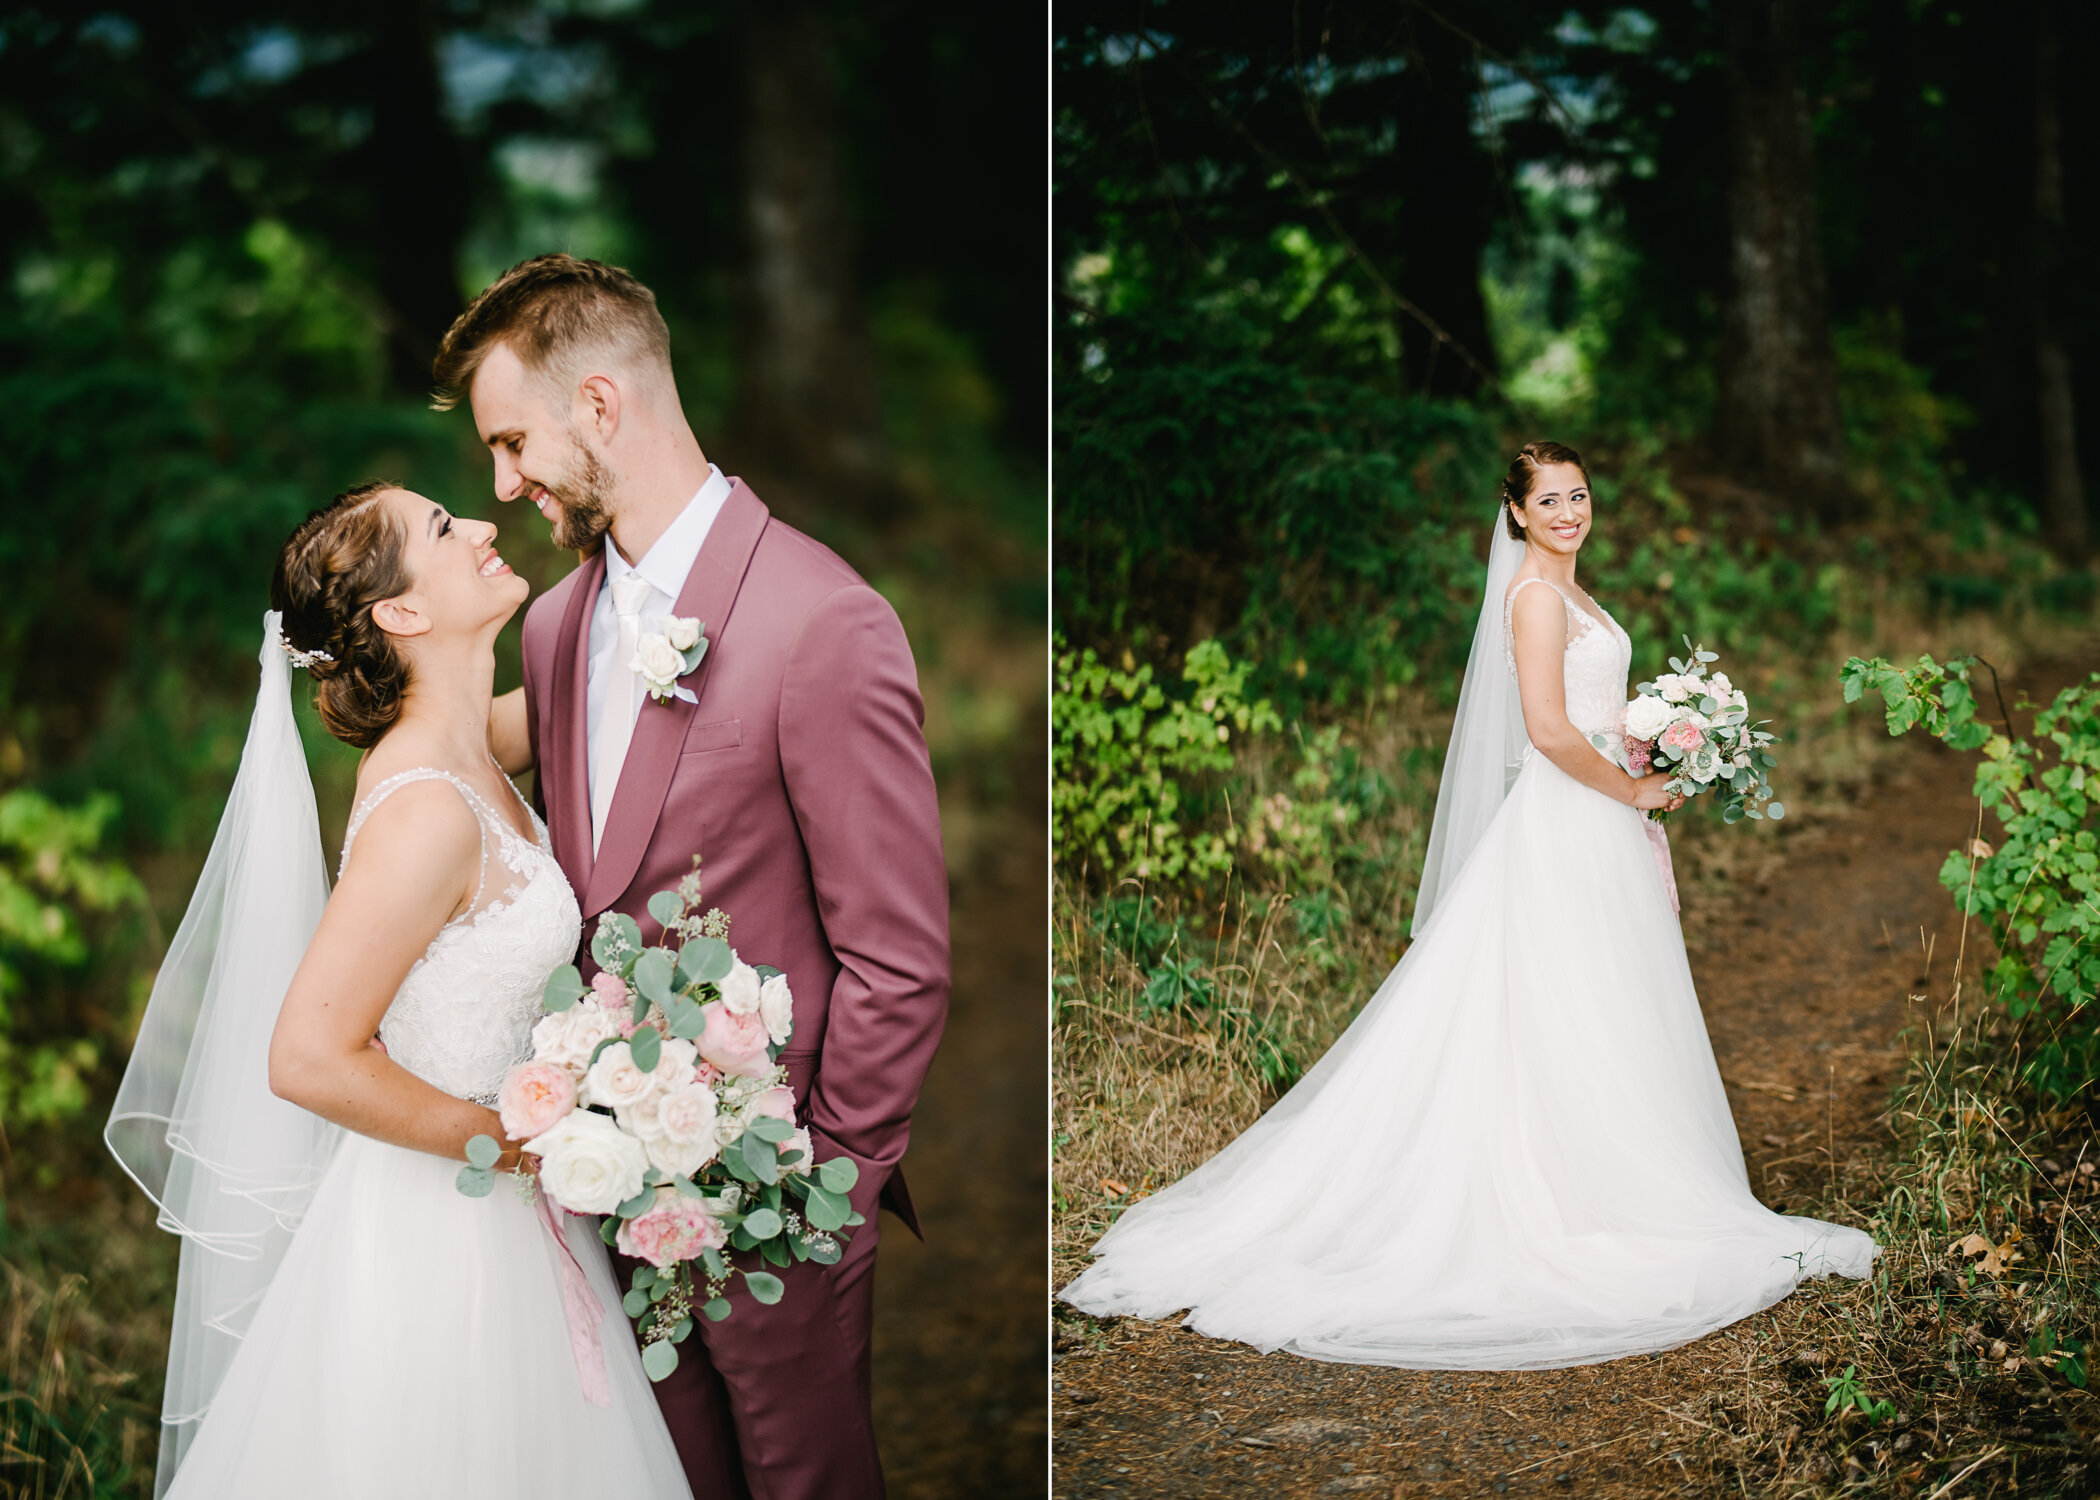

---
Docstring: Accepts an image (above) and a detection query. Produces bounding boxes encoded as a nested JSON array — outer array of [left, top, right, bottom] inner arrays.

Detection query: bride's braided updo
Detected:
[[1501, 440, 1589, 539], [270, 481, 415, 749]]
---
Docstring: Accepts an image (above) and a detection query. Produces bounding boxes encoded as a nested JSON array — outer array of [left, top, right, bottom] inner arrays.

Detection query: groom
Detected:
[[431, 254, 949, 1499]]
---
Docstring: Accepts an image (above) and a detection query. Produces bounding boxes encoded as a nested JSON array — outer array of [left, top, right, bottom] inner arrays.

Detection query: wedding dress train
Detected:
[[1060, 577, 1877, 1368], [162, 769, 692, 1498]]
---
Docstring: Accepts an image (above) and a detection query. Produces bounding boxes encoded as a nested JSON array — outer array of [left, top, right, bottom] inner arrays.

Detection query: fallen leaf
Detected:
[[1969, 838, 1994, 859], [1950, 1228, 2024, 1275], [1101, 1178, 1130, 1196]]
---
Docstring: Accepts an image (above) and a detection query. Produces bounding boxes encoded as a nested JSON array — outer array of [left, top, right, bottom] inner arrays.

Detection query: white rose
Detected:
[[531, 1003, 615, 1073], [632, 634, 687, 689], [526, 1110, 649, 1214], [1624, 695, 1676, 741], [653, 1082, 721, 1145], [1689, 756, 1720, 784], [643, 1129, 718, 1178], [758, 973, 794, 1046], [1710, 672, 1732, 695], [718, 958, 763, 1017], [663, 615, 701, 652], [584, 1040, 664, 1111]]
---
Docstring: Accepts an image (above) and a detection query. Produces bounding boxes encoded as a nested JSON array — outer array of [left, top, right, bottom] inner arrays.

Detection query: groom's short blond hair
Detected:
[[430, 253, 673, 411]]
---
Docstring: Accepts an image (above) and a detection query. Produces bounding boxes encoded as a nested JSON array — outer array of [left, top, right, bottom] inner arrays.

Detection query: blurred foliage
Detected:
[[1051, 636, 1279, 888], [1845, 655, 2100, 1103], [0, 792, 146, 1133]]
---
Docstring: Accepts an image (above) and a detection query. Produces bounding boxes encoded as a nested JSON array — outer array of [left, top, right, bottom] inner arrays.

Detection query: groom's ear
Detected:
[[371, 596, 434, 640], [578, 374, 622, 443]]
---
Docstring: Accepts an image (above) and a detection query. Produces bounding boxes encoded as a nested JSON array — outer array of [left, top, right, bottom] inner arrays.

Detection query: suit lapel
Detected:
[[548, 550, 604, 902], [584, 480, 770, 916]]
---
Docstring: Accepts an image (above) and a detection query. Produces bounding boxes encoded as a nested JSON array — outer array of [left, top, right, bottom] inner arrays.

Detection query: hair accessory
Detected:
[[276, 631, 335, 670]]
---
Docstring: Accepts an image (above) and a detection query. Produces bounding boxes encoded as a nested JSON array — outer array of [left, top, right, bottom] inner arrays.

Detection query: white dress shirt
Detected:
[[585, 464, 733, 811]]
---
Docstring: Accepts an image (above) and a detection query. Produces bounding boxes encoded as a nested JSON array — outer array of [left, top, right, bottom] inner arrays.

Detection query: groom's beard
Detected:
[[538, 435, 615, 554]]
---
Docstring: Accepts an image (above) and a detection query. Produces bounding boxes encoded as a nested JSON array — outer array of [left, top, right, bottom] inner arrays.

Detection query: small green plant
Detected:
[[1840, 655, 2100, 1101], [1821, 1363, 1896, 1424], [2027, 1324, 2088, 1389], [0, 789, 146, 1129], [1052, 636, 1281, 889]]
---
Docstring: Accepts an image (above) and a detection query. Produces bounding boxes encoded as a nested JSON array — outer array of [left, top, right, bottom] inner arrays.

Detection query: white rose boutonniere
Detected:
[[632, 615, 709, 705]]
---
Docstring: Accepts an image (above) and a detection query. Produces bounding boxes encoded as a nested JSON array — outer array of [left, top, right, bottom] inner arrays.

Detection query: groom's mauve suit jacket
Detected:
[[519, 478, 949, 1494]]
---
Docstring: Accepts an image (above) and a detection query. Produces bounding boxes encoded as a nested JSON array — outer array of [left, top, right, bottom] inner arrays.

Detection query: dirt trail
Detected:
[[870, 764, 1049, 1498], [1051, 733, 1983, 1499]]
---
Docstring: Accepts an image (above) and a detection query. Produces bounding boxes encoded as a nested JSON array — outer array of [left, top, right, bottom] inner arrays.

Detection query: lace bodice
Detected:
[[340, 765, 581, 1106], [1503, 577, 1633, 741]]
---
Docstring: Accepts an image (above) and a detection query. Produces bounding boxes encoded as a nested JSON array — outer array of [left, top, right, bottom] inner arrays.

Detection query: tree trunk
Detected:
[[364, 0, 469, 392], [1392, 17, 1497, 400], [1863, 0, 1914, 334], [2032, 0, 2088, 559], [1715, 0, 1848, 508], [734, 0, 887, 521]]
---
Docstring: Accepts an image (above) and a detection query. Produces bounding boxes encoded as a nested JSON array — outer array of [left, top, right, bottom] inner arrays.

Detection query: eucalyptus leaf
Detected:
[[702, 1248, 728, 1278], [542, 963, 586, 1012], [747, 1115, 794, 1144], [702, 1298, 732, 1322], [633, 948, 676, 1006], [616, 1187, 656, 1219], [631, 1265, 656, 1291], [665, 997, 706, 1039], [630, 1023, 663, 1072], [670, 1316, 694, 1344], [804, 1237, 842, 1266], [676, 935, 733, 987], [641, 1340, 680, 1381], [464, 1133, 501, 1170], [759, 1236, 792, 1268], [817, 1156, 860, 1194], [742, 1207, 784, 1239], [599, 1216, 619, 1245], [742, 1129, 781, 1185], [804, 1184, 849, 1232], [456, 1165, 495, 1197], [623, 1288, 650, 1319], [745, 1271, 786, 1305], [647, 890, 683, 931], [1768, 802, 1786, 820]]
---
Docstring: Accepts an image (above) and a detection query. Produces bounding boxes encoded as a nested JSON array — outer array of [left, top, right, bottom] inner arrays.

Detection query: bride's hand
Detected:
[[1631, 773, 1683, 812]]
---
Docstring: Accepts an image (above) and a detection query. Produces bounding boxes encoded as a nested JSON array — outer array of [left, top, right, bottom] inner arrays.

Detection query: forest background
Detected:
[[1053, 1, 2100, 1492], [0, 3, 1046, 1497]]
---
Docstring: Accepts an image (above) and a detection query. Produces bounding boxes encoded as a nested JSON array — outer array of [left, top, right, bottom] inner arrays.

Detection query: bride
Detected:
[[1060, 441, 1877, 1368], [105, 483, 691, 1496]]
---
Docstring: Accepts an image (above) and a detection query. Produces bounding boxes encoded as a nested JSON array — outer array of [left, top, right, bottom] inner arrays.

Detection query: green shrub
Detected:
[[0, 790, 144, 1129], [1051, 636, 1280, 888], [1840, 654, 2100, 1101]]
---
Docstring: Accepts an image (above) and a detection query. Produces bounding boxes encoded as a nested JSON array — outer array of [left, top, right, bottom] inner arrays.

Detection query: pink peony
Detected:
[[696, 999, 774, 1078], [1660, 721, 1706, 756], [497, 1061, 577, 1140], [615, 1190, 730, 1268], [749, 1085, 796, 1129]]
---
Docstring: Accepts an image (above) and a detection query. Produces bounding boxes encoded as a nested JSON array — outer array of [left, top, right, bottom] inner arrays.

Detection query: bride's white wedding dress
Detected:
[[162, 768, 692, 1497], [1060, 575, 1877, 1368]]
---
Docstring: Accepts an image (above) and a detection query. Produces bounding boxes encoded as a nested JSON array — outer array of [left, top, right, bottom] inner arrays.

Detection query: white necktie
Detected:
[[591, 571, 655, 854]]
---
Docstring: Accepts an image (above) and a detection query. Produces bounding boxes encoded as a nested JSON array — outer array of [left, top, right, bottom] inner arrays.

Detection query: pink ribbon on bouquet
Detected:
[[536, 1189, 612, 1408], [1643, 816, 1681, 916]]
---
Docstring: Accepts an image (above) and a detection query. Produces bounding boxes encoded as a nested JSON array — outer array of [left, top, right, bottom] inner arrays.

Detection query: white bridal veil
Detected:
[[1410, 516, 1530, 935], [105, 611, 341, 1497]]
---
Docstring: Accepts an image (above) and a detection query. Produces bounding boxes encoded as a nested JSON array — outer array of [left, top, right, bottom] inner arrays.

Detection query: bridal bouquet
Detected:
[[1601, 636, 1786, 825], [456, 865, 862, 1381]]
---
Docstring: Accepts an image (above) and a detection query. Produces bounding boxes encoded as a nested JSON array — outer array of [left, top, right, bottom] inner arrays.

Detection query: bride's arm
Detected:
[[1509, 586, 1677, 811], [267, 784, 530, 1170], [489, 687, 532, 774]]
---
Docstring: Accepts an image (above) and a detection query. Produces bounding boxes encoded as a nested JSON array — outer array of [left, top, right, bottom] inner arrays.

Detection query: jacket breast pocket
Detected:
[[680, 718, 744, 757]]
